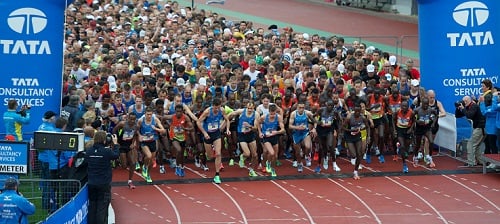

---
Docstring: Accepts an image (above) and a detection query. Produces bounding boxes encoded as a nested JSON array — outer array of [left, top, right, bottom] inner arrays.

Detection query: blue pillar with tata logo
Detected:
[[0, 1, 67, 137], [418, 0, 499, 113]]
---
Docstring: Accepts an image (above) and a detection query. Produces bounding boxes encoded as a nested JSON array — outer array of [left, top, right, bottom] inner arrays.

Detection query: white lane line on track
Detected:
[[270, 180, 315, 224], [212, 183, 248, 224], [327, 178, 382, 224], [440, 174, 500, 211], [133, 171, 182, 223], [385, 176, 448, 224]]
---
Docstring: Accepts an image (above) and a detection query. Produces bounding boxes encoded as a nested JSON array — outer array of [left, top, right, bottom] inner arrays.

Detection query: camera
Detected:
[[455, 100, 465, 108], [96, 27, 103, 33], [16, 105, 30, 117], [106, 133, 113, 145]]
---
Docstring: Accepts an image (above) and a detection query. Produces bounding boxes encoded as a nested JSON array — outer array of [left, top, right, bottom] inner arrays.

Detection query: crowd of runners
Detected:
[[61, 0, 448, 186]]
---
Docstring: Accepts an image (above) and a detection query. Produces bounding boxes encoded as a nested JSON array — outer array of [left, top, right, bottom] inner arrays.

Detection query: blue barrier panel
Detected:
[[43, 184, 88, 224]]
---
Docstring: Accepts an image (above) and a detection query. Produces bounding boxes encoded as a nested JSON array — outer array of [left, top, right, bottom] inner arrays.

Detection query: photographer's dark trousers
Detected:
[[88, 184, 111, 224], [40, 162, 59, 213]]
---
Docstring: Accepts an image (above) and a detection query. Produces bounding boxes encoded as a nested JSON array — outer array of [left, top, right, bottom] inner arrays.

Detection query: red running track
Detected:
[[111, 155, 500, 223], [110, 1, 498, 223]]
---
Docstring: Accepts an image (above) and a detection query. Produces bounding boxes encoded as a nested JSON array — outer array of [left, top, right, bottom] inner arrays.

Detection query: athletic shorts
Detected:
[[373, 117, 385, 127], [415, 125, 431, 136], [140, 141, 157, 153], [317, 126, 335, 137], [238, 132, 256, 143], [171, 138, 186, 148], [262, 135, 279, 146], [204, 131, 221, 145], [396, 127, 412, 139]]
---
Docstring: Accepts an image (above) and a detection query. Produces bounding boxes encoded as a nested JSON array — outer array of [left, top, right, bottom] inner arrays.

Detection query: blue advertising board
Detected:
[[0, 0, 67, 137], [418, 0, 499, 113], [0, 141, 29, 174], [43, 184, 88, 224]]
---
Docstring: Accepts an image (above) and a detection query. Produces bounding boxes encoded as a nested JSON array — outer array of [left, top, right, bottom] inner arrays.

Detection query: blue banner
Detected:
[[0, 141, 29, 174], [0, 0, 67, 136], [418, 0, 500, 113], [43, 184, 88, 224]]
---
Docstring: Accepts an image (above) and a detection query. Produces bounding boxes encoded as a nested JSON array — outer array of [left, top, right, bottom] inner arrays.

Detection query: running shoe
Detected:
[[194, 156, 201, 168], [262, 166, 267, 173], [128, 181, 136, 189], [378, 155, 385, 163], [298, 163, 304, 173], [323, 156, 329, 170], [175, 167, 181, 176], [426, 155, 435, 168], [135, 162, 141, 171], [413, 156, 419, 167], [375, 148, 381, 156], [363, 153, 366, 160], [141, 165, 148, 178], [265, 161, 272, 173], [417, 152, 424, 160], [335, 148, 340, 156], [159, 165, 166, 174], [403, 163, 409, 173], [365, 154, 371, 164], [292, 160, 298, 168], [179, 167, 185, 177], [350, 158, 356, 166], [145, 175, 153, 183], [276, 160, 282, 166], [229, 158, 235, 166], [314, 166, 321, 174], [201, 163, 209, 171], [305, 156, 312, 167], [333, 162, 341, 172], [249, 169, 258, 177], [313, 152, 319, 161], [239, 154, 245, 168], [353, 171, 360, 180], [153, 160, 157, 168], [271, 168, 277, 177], [284, 150, 292, 159], [169, 158, 177, 168], [213, 175, 222, 184]]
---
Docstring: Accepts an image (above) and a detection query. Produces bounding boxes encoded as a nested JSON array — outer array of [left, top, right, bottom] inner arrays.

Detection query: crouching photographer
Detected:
[[86, 131, 119, 224], [455, 96, 485, 167]]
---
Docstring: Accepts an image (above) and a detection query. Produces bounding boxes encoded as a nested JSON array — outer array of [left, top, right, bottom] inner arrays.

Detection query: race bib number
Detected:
[[322, 117, 333, 126], [266, 128, 274, 136], [123, 130, 134, 141], [208, 123, 218, 132], [141, 133, 154, 142], [398, 117, 410, 127], [390, 105, 400, 113], [174, 126, 183, 134]]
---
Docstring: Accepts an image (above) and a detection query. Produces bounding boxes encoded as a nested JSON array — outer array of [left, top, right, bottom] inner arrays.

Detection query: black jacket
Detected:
[[455, 102, 485, 129], [85, 143, 119, 186]]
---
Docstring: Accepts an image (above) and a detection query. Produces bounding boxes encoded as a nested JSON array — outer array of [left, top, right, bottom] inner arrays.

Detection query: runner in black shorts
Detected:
[[113, 113, 138, 189], [412, 97, 437, 168]]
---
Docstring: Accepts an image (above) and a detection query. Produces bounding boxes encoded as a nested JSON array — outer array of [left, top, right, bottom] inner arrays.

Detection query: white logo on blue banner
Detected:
[[418, 0, 499, 113], [0, 1, 67, 137]]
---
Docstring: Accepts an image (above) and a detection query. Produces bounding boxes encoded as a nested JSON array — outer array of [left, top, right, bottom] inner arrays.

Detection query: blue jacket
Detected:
[[0, 190, 35, 224], [481, 97, 498, 135], [492, 95, 500, 129], [3, 110, 30, 141]]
